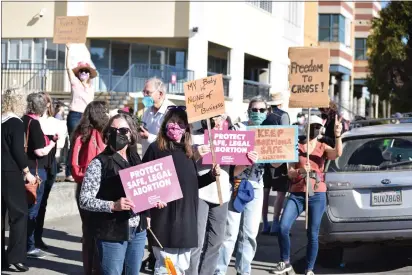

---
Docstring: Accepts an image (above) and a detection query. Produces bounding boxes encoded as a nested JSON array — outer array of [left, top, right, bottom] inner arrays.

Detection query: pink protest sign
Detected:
[[119, 156, 183, 213], [202, 130, 255, 165]]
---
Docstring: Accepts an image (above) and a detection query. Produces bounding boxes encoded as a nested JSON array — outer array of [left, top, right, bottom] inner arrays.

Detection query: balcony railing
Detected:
[[243, 80, 271, 101], [207, 72, 230, 97], [1, 63, 194, 94]]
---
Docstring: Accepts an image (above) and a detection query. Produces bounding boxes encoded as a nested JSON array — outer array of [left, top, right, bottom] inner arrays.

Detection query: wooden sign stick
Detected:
[[305, 108, 311, 230], [206, 119, 223, 206]]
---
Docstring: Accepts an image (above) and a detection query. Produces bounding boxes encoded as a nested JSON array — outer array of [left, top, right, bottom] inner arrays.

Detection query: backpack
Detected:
[[71, 129, 106, 184]]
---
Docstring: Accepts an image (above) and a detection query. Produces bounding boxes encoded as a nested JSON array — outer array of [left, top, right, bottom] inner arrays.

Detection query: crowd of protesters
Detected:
[[2, 49, 345, 275]]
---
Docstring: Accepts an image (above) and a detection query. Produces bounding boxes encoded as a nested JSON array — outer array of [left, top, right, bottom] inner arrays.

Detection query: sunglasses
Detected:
[[79, 69, 90, 74], [109, 127, 130, 135], [251, 108, 267, 113], [167, 106, 187, 111]]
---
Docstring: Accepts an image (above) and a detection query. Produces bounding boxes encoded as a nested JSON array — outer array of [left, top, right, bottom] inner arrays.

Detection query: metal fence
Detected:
[[1, 63, 194, 94]]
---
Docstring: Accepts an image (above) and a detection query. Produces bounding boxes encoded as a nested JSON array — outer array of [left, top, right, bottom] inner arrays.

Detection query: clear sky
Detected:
[[381, 1, 389, 8]]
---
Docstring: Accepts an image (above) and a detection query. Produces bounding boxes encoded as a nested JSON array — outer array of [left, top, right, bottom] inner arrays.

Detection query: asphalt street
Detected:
[[2, 193, 411, 275]]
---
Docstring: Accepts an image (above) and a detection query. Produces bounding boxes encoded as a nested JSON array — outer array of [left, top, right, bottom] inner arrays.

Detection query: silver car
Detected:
[[318, 123, 412, 267]]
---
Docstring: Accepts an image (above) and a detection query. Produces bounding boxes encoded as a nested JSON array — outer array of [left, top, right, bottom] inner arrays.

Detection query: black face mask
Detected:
[[109, 132, 129, 151], [321, 113, 328, 120], [309, 127, 321, 140]]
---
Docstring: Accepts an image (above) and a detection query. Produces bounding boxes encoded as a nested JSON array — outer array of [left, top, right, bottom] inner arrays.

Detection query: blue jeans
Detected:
[[215, 188, 264, 275], [278, 192, 327, 271], [66, 111, 82, 177], [27, 168, 47, 252], [97, 228, 146, 275], [35, 161, 57, 242]]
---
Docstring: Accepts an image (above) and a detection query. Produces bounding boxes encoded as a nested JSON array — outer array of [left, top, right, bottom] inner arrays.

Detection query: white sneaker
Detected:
[[306, 271, 315, 275]]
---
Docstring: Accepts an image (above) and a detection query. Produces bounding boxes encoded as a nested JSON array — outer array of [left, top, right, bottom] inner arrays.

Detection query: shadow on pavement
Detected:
[[25, 257, 83, 275], [42, 228, 82, 244]]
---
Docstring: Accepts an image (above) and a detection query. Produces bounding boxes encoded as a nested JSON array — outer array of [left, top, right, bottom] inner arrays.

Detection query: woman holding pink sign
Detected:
[[142, 106, 220, 275], [80, 113, 161, 275], [188, 114, 234, 275]]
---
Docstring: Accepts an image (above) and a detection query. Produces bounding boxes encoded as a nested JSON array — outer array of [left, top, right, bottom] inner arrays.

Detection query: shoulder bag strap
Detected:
[[24, 119, 32, 153]]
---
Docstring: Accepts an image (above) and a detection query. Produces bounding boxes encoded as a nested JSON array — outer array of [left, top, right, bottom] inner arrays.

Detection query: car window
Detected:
[[327, 135, 412, 172]]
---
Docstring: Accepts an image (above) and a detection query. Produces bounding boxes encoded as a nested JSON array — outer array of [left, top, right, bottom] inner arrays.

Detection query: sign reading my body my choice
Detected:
[[288, 47, 330, 108], [202, 130, 255, 165], [248, 125, 299, 163], [184, 74, 226, 123], [119, 156, 183, 213]]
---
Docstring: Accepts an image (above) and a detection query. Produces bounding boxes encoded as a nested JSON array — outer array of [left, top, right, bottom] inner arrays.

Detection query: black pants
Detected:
[[76, 184, 101, 275], [34, 163, 57, 242], [1, 171, 28, 265]]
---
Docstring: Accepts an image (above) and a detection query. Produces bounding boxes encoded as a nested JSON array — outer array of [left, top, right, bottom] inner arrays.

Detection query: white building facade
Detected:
[[2, 1, 305, 120]]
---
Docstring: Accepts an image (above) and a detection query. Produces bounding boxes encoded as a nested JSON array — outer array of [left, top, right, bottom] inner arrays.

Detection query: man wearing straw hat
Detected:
[[261, 91, 290, 235]]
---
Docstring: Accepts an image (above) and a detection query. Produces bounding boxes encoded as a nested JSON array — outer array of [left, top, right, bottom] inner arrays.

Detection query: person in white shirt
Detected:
[[138, 77, 175, 157], [188, 115, 232, 275]]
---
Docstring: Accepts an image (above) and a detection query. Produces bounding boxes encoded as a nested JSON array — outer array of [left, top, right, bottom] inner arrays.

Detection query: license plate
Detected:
[[371, 191, 402, 206]]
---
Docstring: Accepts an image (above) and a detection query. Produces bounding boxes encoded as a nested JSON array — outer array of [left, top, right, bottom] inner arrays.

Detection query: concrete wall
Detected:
[[84, 2, 190, 38], [2, 2, 67, 38], [304, 1, 319, 46]]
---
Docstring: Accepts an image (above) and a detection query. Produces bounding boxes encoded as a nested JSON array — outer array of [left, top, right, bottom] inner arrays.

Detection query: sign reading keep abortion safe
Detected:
[[202, 130, 255, 165], [288, 47, 330, 108], [119, 156, 183, 213]]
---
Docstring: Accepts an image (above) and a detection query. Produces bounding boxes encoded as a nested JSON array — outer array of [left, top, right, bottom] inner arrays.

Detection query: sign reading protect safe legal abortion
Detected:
[[119, 156, 183, 213], [202, 130, 255, 165], [53, 16, 89, 44], [184, 74, 225, 124], [248, 126, 299, 163], [288, 47, 330, 108]]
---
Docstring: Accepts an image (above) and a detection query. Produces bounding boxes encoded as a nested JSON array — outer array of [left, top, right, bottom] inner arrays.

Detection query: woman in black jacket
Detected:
[[1, 88, 36, 272], [142, 106, 219, 275], [80, 113, 154, 275]]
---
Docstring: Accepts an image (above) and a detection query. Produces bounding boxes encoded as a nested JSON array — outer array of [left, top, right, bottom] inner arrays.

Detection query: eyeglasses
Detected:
[[167, 106, 187, 111], [109, 127, 130, 135], [251, 108, 267, 113]]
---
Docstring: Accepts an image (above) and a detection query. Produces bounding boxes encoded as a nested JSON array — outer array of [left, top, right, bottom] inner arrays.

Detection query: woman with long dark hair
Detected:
[[80, 113, 154, 275], [143, 106, 219, 275], [271, 115, 343, 275], [71, 101, 108, 275]]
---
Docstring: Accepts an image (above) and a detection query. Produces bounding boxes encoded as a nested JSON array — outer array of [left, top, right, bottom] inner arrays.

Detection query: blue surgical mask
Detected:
[[249, 111, 267, 125], [142, 96, 154, 108]]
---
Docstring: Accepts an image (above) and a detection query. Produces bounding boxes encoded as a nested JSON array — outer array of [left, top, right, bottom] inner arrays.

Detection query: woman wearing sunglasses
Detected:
[[80, 113, 159, 275], [215, 96, 270, 275], [271, 115, 342, 275], [142, 106, 220, 275], [65, 44, 97, 182]]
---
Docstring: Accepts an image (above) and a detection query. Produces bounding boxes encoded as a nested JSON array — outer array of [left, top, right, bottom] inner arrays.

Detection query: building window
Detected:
[[169, 49, 186, 69], [355, 38, 367, 60], [2, 38, 66, 69], [284, 2, 301, 27], [208, 56, 227, 75], [247, 1, 272, 14], [319, 14, 346, 43]]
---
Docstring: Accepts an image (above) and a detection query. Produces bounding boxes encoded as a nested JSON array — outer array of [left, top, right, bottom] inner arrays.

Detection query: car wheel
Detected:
[[317, 246, 343, 268]]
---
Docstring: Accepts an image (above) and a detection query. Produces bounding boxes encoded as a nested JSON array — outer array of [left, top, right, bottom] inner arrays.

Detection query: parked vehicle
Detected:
[[318, 122, 412, 267]]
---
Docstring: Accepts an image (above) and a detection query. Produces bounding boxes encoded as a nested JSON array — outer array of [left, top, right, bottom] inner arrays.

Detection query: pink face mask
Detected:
[[166, 123, 186, 142], [79, 72, 89, 81]]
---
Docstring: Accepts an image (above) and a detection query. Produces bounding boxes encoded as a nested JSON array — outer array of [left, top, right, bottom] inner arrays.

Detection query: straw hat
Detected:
[[72, 61, 97, 79], [267, 92, 285, 106]]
